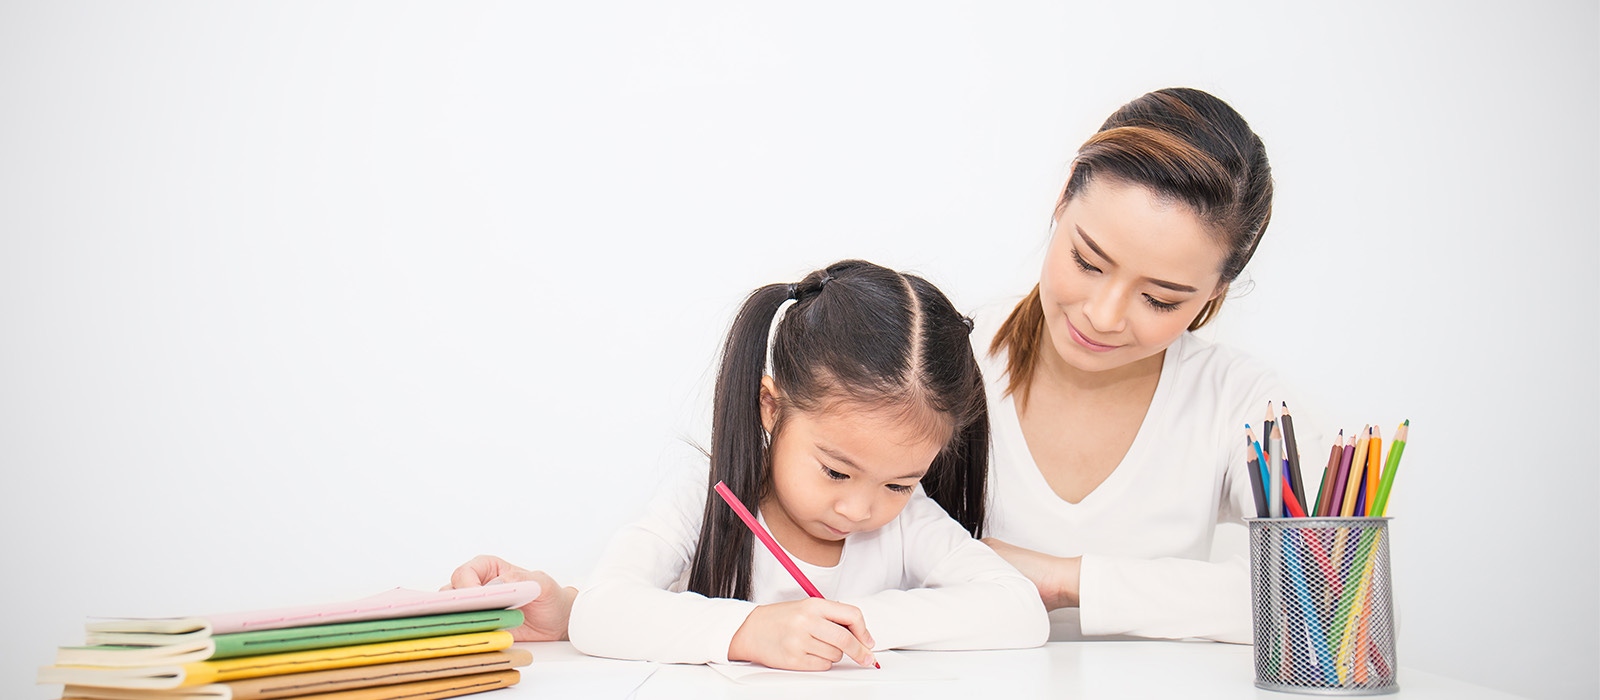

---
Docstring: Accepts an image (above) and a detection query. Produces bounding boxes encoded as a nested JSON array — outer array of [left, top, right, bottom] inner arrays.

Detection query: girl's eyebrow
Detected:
[[1075, 224, 1200, 294], [819, 444, 928, 481]]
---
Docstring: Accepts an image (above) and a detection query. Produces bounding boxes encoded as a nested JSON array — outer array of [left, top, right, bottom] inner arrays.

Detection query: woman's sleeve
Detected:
[[1074, 438, 1257, 642], [1076, 553, 1252, 643], [567, 464, 757, 664], [840, 495, 1050, 651]]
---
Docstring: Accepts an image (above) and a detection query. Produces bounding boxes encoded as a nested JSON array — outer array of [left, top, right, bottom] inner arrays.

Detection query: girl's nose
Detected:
[[835, 492, 872, 522]]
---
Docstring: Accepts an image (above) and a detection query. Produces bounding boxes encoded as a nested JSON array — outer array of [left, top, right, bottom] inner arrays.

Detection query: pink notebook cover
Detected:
[[85, 583, 541, 636]]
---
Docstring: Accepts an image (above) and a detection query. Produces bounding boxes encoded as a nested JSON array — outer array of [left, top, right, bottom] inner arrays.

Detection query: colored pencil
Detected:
[[1370, 421, 1409, 516], [1247, 455, 1269, 518], [1327, 434, 1356, 517], [713, 481, 822, 598], [1271, 423, 1291, 507], [1280, 461, 1308, 518], [1363, 426, 1383, 516], [1315, 431, 1343, 517], [712, 480, 879, 668], [1266, 423, 1284, 519], [1257, 428, 1281, 519], [1339, 427, 1371, 518], [1279, 403, 1308, 515]]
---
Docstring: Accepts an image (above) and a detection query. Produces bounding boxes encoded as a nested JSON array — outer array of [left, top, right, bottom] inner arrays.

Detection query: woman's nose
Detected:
[[1082, 284, 1129, 334]]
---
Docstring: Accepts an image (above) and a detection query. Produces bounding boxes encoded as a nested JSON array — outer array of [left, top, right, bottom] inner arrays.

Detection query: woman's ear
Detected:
[[1210, 281, 1229, 302], [759, 376, 781, 434]]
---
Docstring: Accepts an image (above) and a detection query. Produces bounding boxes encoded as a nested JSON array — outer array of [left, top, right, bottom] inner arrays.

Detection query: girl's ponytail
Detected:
[[919, 372, 990, 538], [687, 282, 792, 600]]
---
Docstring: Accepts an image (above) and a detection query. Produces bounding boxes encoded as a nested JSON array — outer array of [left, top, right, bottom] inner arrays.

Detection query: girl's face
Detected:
[[1038, 177, 1227, 376], [758, 378, 946, 561]]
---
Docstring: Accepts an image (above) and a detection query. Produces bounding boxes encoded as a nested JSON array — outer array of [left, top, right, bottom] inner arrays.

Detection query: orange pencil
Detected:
[[1339, 426, 1371, 517], [1363, 426, 1383, 516]]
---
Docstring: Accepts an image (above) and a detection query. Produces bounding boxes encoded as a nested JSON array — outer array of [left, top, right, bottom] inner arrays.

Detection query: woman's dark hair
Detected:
[[993, 87, 1274, 405], [687, 259, 989, 601]]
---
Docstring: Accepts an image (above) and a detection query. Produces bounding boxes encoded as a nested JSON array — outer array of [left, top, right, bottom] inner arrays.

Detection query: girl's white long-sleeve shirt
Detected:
[[568, 453, 1049, 665], [976, 304, 1316, 644]]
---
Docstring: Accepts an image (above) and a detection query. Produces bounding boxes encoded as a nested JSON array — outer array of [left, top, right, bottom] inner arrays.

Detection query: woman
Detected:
[[450, 86, 1293, 646], [978, 86, 1293, 643]]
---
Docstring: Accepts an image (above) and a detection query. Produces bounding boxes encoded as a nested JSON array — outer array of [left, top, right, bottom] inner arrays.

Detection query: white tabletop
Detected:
[[499, 641, 1524, 700]]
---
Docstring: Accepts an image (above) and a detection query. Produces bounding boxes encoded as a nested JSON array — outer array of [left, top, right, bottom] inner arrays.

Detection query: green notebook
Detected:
[[57, 609, 523, 666]]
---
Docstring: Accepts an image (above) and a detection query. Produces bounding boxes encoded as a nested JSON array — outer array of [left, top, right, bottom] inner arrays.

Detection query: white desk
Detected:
[[501, 641, 1523, 699]]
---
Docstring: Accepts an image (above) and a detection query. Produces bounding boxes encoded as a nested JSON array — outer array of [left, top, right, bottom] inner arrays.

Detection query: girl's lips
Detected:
[[1067, 317, 1119, 352]]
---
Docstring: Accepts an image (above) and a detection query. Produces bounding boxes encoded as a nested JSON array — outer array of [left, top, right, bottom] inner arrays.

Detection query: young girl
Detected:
[[560, 259, 1047, 670]]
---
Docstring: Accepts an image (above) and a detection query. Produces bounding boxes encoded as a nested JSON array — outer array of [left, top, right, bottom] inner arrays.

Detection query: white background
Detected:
[[1, 2, 1594, 698]]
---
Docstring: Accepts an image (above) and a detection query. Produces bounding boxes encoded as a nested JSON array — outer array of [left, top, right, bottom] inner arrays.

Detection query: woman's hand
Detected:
[[982, 537, 1082, 611], [445, 555, 578, 642], [727, 598, 878, 671]]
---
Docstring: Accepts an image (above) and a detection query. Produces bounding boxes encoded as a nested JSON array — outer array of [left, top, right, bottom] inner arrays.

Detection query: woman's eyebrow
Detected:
[[1076, 225, 1200, 294]]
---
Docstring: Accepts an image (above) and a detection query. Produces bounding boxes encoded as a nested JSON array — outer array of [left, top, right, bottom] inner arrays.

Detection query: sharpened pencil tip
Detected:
[[1403, 419, 1410, 426]]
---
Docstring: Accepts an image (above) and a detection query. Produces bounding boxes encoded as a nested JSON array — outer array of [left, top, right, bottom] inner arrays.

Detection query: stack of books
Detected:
[[39, 583, 542, 700]]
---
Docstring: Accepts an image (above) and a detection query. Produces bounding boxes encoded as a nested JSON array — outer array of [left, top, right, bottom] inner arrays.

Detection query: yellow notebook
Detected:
[[40, 631, 513, 690], [56, 649, 533, 700]]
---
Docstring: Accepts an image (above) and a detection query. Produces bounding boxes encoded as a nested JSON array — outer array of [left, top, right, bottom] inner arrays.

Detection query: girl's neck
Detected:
[[758, 494, 844, 567]]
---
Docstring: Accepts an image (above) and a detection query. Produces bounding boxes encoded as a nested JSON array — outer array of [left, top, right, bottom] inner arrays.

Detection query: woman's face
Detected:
[[1038, 177, 1228, 375]]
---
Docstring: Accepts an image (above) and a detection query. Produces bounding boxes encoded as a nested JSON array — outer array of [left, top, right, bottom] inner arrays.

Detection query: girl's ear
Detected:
[[759, 376, 781, 434], [1210, 281, 1229, 302]]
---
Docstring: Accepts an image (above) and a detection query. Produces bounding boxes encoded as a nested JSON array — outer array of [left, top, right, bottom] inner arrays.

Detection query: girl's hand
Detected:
[[445, 555, 578, 642], [982, 537, 1082, 611], [727, 598, 878, 671]]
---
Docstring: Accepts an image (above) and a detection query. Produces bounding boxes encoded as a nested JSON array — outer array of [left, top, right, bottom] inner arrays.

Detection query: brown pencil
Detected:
[[1315, 429, 1344, 516]]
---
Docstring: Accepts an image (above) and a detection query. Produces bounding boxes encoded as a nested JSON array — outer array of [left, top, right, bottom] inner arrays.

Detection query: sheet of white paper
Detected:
[[708, 650, 956, 684], [508, 643, 660, 699]]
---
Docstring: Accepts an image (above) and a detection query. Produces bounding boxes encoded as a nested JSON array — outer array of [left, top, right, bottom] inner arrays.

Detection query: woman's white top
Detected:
[[569, 451, 1049, 664], [978, 306, 1308, 643]]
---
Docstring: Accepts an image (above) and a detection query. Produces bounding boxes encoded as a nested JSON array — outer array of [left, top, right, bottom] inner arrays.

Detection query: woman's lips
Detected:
[[1067, 317, 1119, 352]]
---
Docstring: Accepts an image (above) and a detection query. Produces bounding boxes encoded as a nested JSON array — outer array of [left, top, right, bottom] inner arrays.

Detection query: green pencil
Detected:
[[1369, 420, 1408, 517]]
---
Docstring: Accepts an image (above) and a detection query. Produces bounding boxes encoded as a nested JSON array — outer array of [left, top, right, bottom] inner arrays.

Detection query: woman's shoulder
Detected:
[[1169, 332, 1280, 384]]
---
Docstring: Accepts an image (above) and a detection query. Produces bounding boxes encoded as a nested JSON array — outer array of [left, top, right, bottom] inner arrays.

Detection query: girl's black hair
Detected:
[[686, 259, 990, 601]]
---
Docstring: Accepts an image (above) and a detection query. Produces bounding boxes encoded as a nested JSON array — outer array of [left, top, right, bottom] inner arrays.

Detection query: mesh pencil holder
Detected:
[[1248, 517, 1398, 695]]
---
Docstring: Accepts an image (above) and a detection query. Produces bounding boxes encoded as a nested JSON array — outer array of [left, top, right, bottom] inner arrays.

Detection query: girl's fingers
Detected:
[[811, 610, 877, 668], [816, 602, 878, 667]]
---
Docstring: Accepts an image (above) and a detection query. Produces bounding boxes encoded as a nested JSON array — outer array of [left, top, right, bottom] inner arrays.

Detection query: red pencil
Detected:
[[713, 480, 880, 668], [714, 481, 823, 597]]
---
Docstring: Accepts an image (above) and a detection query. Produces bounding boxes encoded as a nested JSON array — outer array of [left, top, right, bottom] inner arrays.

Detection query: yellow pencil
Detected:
[[1339, 426, 1371, 517]]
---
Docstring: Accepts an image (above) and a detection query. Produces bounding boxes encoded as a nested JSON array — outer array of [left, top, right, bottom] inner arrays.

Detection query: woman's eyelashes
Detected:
[[1143, 294, 1181, 312], [1073, 247, 1184, 313], [1069, 248, 1101, 274]]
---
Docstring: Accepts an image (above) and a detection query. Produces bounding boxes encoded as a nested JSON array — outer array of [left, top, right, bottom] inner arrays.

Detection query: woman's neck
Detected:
[[1036, 342, 1166, 396]]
